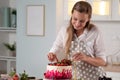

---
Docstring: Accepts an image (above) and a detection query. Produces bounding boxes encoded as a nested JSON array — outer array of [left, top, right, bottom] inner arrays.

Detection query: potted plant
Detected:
[[19, 70, 28, 80], [3, 42, 16, 57], [11, 9, 17, 28]]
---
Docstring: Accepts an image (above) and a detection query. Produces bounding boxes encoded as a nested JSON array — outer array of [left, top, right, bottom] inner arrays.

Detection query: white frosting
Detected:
[[47, 65, 72, 72]]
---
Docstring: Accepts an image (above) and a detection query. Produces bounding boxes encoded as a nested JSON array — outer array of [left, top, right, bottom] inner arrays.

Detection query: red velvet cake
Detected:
[[44, 59, 72, 80]]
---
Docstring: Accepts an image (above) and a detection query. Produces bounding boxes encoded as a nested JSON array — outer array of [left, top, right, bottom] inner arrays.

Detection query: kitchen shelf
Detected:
[[0, 27, 16, 32], [0, 0, 16, 75], [0, 56, 16, 60]]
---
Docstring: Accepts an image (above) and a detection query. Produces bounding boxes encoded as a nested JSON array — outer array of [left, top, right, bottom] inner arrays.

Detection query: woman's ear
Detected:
[[87, 18, 90, 22]]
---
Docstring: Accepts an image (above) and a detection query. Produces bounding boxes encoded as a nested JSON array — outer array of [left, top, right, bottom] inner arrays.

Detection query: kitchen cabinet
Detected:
[[0, 0, 16, 74], [0, 27, 16, 74], [106, 72, 120, 80], [64, 0, 120, 21], [103, 65, 120, 80]]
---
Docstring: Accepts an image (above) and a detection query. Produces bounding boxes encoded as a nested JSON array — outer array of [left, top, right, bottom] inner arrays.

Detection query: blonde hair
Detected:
[[65, 1, 94, 54]]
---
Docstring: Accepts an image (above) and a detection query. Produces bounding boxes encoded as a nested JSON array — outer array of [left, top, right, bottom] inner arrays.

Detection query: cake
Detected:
[[44, 59, 72, 80]]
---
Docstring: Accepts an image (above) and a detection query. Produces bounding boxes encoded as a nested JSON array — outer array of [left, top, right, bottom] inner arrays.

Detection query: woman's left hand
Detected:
[[72, 52, 88, 61]]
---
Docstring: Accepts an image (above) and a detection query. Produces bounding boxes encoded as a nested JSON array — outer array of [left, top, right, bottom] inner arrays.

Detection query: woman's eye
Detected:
[[80, 20, 85, 23], [73, 18, 77, 21], [72, 17, 86, 23]]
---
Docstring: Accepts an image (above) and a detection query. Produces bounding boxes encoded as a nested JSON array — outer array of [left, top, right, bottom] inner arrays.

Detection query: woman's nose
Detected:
[[75, 21, 81, 26]]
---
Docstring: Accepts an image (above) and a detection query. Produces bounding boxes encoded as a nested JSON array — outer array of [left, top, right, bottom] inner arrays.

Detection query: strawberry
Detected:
[[13, 74, 19, 80]]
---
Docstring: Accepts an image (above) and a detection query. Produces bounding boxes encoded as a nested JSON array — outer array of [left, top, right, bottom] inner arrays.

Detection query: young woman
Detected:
[[47, 1, 107, 80]]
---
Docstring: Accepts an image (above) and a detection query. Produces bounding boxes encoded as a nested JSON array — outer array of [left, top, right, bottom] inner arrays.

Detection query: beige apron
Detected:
[[68, 40, 105, 80]]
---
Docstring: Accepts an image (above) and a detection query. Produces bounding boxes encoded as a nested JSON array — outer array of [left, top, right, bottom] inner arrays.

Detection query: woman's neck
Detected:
[[75, 28, 84, 37]]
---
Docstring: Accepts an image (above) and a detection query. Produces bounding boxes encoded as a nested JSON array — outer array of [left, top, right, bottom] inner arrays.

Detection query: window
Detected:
[[92, 0, 110, 15], [68, 0, 86, 16], [64, 0, 86, 20]]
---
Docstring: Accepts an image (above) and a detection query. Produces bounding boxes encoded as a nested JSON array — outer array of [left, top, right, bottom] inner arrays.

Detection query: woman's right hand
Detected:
[[47, 53, 58, 62]]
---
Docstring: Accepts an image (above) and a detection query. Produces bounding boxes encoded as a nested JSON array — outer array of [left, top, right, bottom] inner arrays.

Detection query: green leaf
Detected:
[[3, 42, 16, 51], [19, 70, 28, 80]]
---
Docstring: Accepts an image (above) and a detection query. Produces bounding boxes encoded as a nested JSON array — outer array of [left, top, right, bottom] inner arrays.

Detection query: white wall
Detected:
[[17, 0, 56, 78]]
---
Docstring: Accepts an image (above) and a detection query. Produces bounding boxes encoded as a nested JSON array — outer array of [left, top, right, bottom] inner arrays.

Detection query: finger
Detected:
[[48, 57, 54, 62], [73, 53, 80, 58], [72, 54, 82, 61], [48, 53, 54, 61], [54, 55, 59, 62], [50, 53, 54, 58]]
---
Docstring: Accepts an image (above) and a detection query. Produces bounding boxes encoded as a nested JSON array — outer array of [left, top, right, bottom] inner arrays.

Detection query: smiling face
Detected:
[[71, 10, 89, 31]]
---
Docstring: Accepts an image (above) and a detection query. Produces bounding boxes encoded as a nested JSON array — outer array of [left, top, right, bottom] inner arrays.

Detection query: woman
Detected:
[[47, 1, 107, 80]]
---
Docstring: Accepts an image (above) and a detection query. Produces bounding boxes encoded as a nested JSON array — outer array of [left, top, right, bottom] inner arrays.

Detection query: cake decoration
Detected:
[[44, 59, 72, 79]]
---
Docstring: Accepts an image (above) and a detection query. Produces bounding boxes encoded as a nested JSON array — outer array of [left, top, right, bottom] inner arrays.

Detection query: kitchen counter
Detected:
[[103, 65, 120, 72], [103, 65, 120, 80]]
